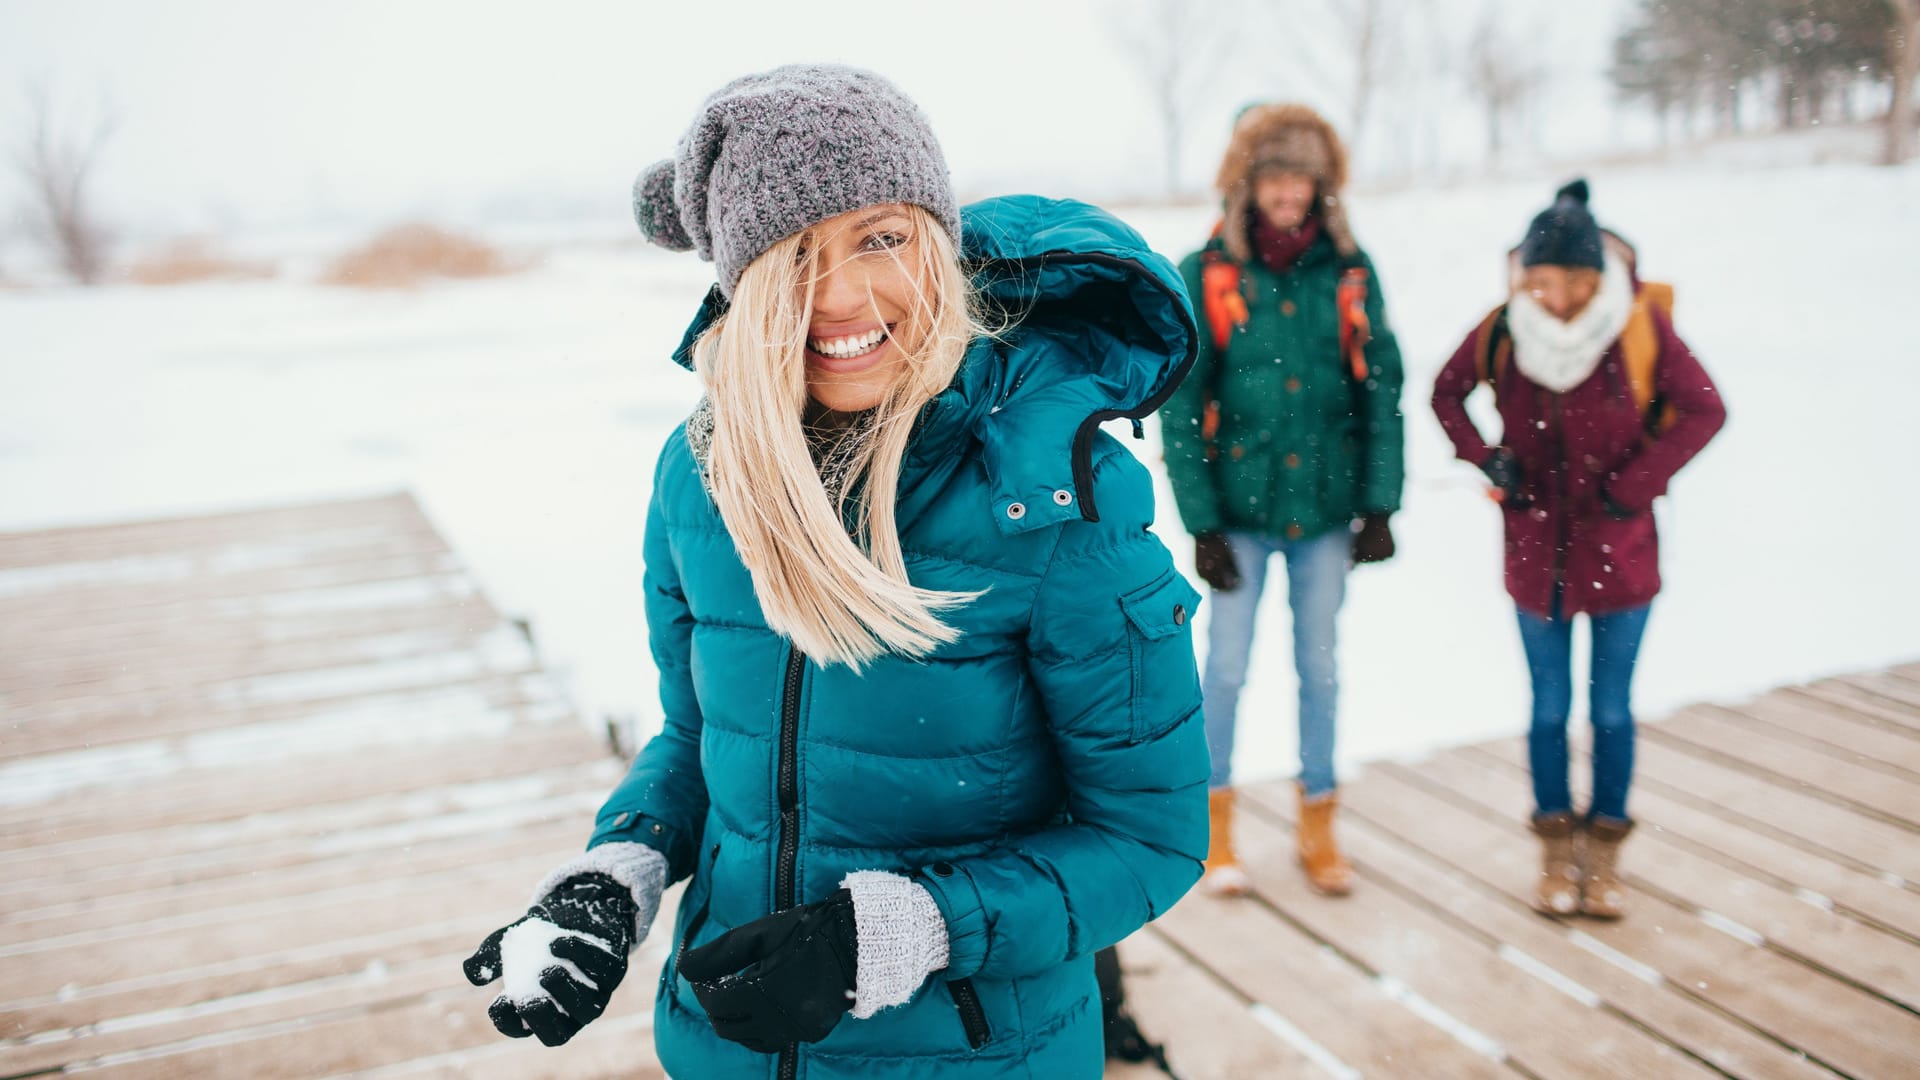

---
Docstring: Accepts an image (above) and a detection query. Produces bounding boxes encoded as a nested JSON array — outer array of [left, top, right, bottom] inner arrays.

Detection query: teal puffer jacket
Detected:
[[589, 195, 1209, 1079]]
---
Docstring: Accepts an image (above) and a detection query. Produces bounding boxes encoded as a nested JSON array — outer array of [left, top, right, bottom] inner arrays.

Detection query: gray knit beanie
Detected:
[[632, 64, 960, 298]]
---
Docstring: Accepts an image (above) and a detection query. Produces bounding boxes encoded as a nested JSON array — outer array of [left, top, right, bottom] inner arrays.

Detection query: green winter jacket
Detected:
[[1163, 230, 1405, 541], [588, 195, 1210, 1079]]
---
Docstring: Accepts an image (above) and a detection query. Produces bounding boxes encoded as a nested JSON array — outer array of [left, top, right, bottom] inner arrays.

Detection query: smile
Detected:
[[807, 327, 889, 360]]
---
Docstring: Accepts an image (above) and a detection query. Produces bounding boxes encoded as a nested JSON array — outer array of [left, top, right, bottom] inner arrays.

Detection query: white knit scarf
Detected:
[[1505, 251, 1633, 393]]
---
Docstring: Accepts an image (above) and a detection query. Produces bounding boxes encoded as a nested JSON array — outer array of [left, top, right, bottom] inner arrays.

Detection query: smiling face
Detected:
[[1252, 170, 1317, 231], [799, 203, 933, 412], [1520, 264, 1603, 322]]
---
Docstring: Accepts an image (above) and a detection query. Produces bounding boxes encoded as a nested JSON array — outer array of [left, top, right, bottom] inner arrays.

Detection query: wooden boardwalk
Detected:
[[0, 495, 668, 1079], [1116, 666, 1920, 1079], [3, 495, 1917, 1078]]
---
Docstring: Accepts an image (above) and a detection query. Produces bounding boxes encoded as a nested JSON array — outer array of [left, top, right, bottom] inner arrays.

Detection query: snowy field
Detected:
[[5, 158, 1917, 787]]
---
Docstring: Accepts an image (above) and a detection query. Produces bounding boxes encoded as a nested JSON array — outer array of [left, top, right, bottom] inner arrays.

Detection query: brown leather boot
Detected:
[[1580, 817, 1634, 919], [1200, 788, 1249, 896], [1531, 811, 1581, 915], [1296, 784, 1352, 896]]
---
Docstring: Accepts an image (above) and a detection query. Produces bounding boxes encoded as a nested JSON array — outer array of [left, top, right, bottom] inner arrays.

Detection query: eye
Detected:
[[862, 230, 909, 252]]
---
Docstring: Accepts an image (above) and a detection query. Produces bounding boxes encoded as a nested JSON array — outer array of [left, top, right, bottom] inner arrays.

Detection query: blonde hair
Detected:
[[691, 205, 982, 669]]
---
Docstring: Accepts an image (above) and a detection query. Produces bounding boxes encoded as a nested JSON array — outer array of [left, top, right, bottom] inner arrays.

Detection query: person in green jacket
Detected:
[[1162, 104, 1405, 899], [459, 65, 1208, 1079]]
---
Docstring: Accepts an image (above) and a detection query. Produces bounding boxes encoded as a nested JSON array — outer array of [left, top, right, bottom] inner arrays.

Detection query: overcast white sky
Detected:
[[1, 0, 1631, 236]]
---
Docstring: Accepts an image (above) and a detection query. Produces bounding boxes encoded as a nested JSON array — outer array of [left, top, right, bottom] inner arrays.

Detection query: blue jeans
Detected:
[[1202, 528, 1349, 796], [1517, 600, 1653, 822]]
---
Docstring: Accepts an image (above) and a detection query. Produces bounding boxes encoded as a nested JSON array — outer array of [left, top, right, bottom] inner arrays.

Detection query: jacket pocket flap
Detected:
[[1120, 572, 1201, 642]]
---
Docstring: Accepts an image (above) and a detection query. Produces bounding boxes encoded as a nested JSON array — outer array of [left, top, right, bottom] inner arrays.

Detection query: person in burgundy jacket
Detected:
[[1431, 179, 1725, 921]]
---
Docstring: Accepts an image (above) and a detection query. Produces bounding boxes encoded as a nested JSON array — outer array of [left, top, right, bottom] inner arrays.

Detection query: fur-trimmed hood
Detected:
[[1213, 103, 1355, 263]]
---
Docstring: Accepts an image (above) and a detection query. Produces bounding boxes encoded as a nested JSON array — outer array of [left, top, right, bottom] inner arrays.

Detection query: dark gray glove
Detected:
[[1193, 532, 1242, 591]]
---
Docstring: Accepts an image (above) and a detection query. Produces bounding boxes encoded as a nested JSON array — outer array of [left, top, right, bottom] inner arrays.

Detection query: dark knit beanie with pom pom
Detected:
[[631, 64, 959, 299], [1519, 179, 1604, 270]]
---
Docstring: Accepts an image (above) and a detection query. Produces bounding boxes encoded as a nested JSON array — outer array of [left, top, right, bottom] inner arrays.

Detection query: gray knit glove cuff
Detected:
[[840, 870, 951, 1019], [532, 842, 668, 951]]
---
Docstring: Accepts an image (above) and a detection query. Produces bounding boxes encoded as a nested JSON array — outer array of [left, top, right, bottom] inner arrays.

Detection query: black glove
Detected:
[[679, 889, 859, 1054], [1193, 531, 1242, 591], [463, 874, 637, 1047], [1480, 448, 1528, 507], [1351, 513, 1396, 564]]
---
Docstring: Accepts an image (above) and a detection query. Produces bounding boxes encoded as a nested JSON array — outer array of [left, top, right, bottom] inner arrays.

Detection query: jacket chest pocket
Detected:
[[1120, 571, 1204, 743]]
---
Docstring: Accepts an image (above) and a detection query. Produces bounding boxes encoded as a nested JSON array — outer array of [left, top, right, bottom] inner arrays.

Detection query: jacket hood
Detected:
[[669, 194, 1197, 534], [1213, 103, 1356, 261]]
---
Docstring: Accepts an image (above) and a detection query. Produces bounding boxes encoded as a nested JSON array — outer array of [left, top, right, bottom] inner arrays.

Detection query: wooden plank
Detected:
[[0, 539, 458, 636], [0, 664, 555, 767], [1113, 927, 1318, 1079], [0, 741, 596, 893], [3, 883, 685, 1050], [1153, 887, 1513, 1078], [1394, 748, 1920, 1016], [1788, 681, 1920, 735], [0, 494, 427, 566], [51, 980, 653, 1080], [0, 847, 573, 1003], [1, 608, 498, 705], [0, 491, 432, 568], [1242, 781, 1838, 1080], [0, 562, 475, 665], [0, 810, 594, 949], [1836, 672, 1920, 714], [0, 724, 605, 852], [1206, 789, 1718, 1078], [1307, 761, 1920, 1078], [1471, 738, 1920, 942], [325, 1012, 665, 1080], [1620, 724, 1920, 882], [1649, 707, 1920, 829], [1716, 696, 1920, 779]]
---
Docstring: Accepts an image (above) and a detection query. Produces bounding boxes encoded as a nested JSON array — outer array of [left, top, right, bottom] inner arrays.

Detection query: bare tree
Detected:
[[1332, 0, 1393, 151], [1464, 4, 1541, 163], [1889, 0, 1920, 164], [13, 84, 115, 285], [1109, 0, 1227, 197]]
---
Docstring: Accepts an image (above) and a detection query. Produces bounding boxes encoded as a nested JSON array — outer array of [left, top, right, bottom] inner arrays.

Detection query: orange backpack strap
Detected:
[[1199, 252, 1249, 352], [1336, 266, 1371, 380], [1622, 281, 1677, 436]]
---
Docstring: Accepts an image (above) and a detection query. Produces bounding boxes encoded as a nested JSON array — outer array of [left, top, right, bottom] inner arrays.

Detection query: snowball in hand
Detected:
[[499, 917, 613, 1006]]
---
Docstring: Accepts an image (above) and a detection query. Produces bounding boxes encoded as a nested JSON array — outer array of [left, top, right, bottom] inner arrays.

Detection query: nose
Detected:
[[810, 256, 870, 322]]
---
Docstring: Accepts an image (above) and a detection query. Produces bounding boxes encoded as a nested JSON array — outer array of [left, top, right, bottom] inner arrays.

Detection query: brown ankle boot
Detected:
[[1201, 788, 1249, 896], [1296, 784, 1352, 896], [1531, 811, 1581, 915], [1580, 817, 1634, 919]]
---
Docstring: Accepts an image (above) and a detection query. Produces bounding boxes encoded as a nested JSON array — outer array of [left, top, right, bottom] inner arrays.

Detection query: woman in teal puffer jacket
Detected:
[[460, 65, 1209, 1079]]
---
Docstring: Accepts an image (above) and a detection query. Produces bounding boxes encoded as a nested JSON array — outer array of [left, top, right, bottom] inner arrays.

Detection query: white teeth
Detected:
[[809, 328, 887, 358]]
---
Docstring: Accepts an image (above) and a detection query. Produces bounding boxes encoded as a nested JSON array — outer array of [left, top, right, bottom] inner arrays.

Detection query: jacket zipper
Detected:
[[775, 646, 806, 1080], [948, 978, 993, 1049], [1549, 390, 1569, 613]]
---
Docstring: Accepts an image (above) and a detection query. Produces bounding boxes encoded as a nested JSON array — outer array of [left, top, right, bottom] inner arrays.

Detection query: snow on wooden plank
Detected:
[[0, 494, 433, 567], [1351, 755, 1920, 1079], [1390, 749, 1920, 1022], [0, 726, 604, 851], [1276, 778, 1836, 1080], [1213, 787, 1719, 1079], [1150, 854, 1512, 1077], [0, 495, 623, 1078], [1650, 706, 1920, 829]]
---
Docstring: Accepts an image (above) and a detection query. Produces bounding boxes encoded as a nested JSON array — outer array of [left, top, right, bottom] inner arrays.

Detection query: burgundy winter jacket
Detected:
[[1431, 303, 1725, 618]]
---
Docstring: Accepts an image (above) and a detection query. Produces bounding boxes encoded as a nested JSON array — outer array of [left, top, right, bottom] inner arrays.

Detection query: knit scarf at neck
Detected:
[[1505, 252, 1633, 393], [1250, 211, 1321, 273]]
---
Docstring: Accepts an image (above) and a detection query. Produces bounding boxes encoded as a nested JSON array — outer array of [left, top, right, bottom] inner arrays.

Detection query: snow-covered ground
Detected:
[[5, 159, 1917, 786]]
